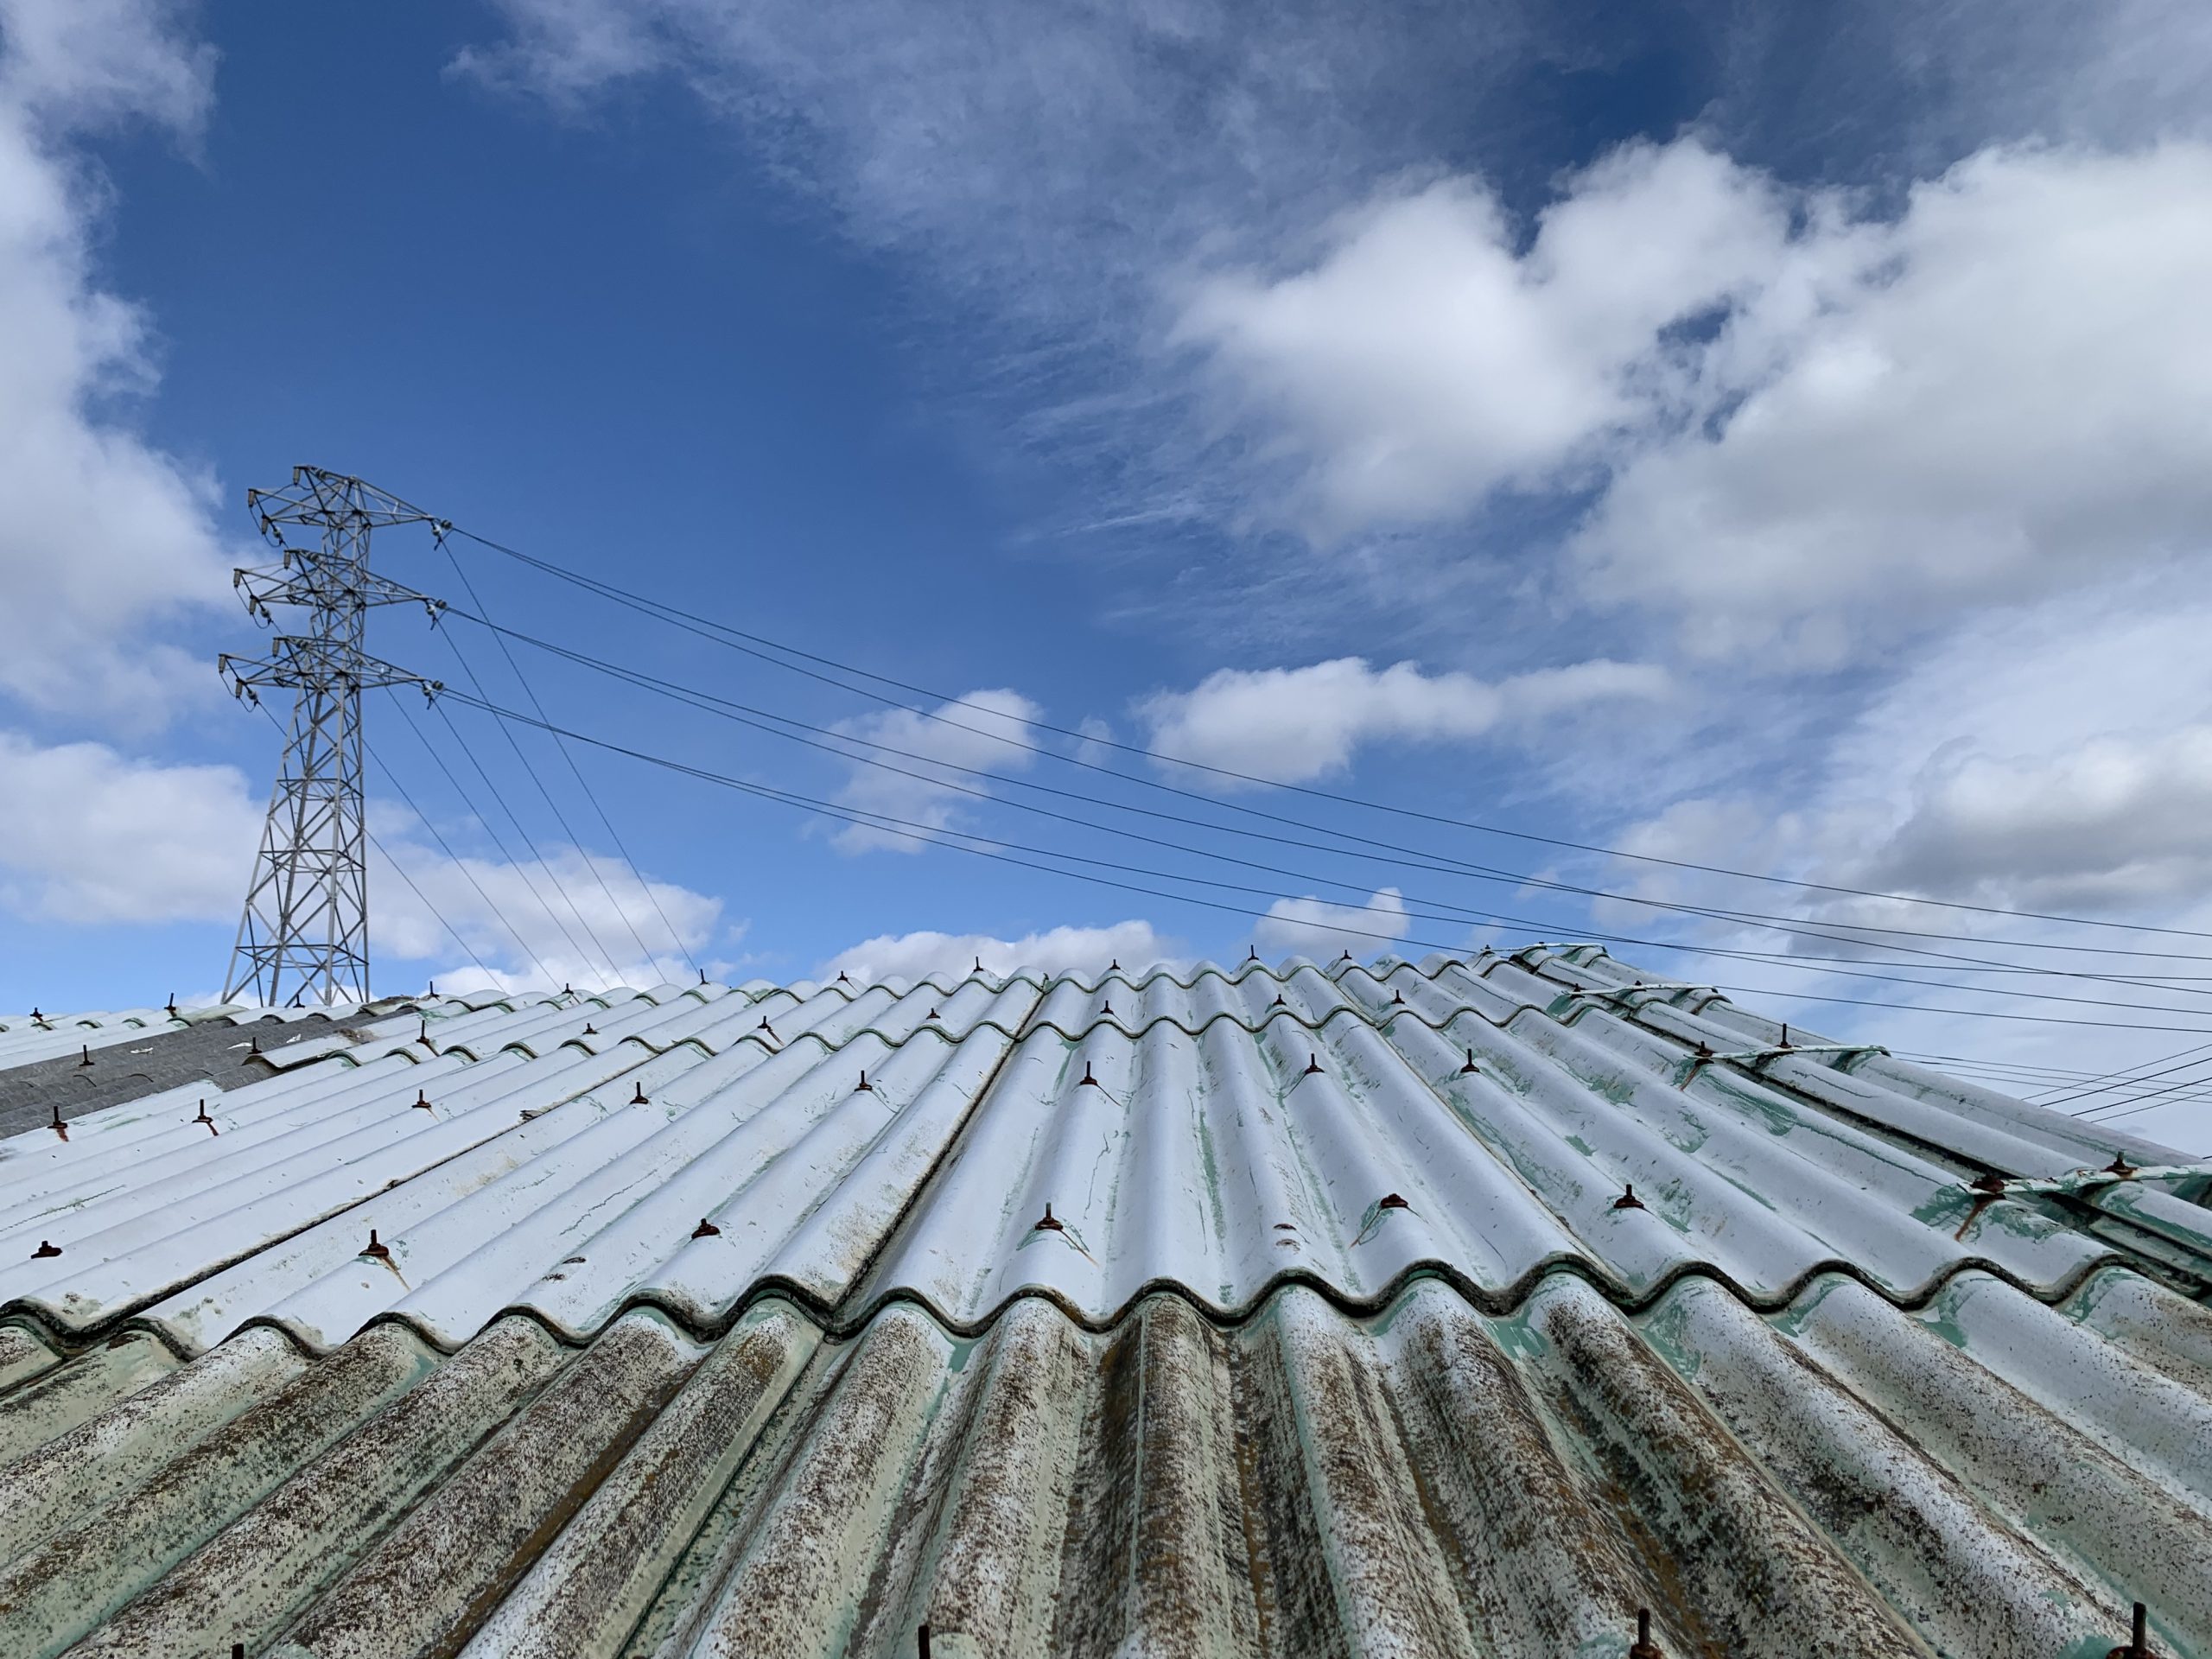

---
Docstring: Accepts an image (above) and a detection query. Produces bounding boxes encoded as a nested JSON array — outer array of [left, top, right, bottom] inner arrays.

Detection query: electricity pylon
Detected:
[[219, 467, 446, 1007]]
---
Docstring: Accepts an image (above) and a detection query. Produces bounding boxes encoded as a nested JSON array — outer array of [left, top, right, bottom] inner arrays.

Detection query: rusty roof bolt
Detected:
[[1694, 1040, 1713, 1058], [1459, 1047, 1478, 1074], [1379, 1192, 1409, 1211], [1102, 999, 1114, 1016], [1034, 1203, 1064, 1232], [49, 1101, 67, 1141], [249, 1033, 262, 1055], [974, 956, 983, 973], [361, 1230, 391, 1262], [78, 1044, 93, 1067], [1629, 1606, 1664, 1658], [582, 1022, 597, 1035], [413, 1090, 434, 1112], [2106, 1154, 2139, 1179], [856, 1070, 874, 1093], [631, 1082, 650, 1105], [195, 1100, 218, 1135], [1613, 1184, 1646, 1211], [1970, 1172, 2006, 1195], [2108, 1601, 2158, 1659], [1303, 1052, 1323, 1075], [167, 993, 178, 1015], [1780, 1022, 1790, 1046], [757, 1017, 776, 1035], [1272, 994, 1284, 1007], [1080, 1061, 1100, 1087], [924, 1008, 939, 1021], [692, 1217, 721, 1239], [33, 1240, 60, 1259]]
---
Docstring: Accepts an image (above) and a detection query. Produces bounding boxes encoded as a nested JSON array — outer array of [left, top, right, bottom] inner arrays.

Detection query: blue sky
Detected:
[[3, 0, 2212, 1146]]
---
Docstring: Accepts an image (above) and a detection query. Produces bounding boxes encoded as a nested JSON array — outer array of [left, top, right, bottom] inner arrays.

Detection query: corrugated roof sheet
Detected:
[[2, 946, 2209, 1656]]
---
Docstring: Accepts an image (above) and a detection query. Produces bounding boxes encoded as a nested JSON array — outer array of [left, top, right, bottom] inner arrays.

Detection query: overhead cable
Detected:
[[448, 524, 2212, 946]]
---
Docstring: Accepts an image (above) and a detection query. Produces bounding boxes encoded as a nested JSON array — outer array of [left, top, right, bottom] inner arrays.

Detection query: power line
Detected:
[[416, 626, 639, 982], [436, 688, 2212, 1038], [391, 696, 615, 983], [448, 524, 2212, 948], [435, 535, 700, 976], [364, 734, 563, 990], [430, 616, 2212, 1018]]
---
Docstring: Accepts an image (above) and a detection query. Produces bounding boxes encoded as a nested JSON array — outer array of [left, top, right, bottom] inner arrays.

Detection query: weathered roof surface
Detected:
[[2, 947, 2209, 1656]]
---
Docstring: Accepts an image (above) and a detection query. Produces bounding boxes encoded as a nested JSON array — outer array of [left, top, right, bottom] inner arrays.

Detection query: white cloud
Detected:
[[1176, 140, 1789, 534], [1577, 143, 2212, 662], [1253, 886, 1409, 959], [827, 688, 1041, 855], [820, 918, 1179, 983], [0, 0, 234, 724], [1183, 136, 2212, 662], [369, 823, 723, 995], [0, 728, 260, 922], [1138, 655, 1669, 784]]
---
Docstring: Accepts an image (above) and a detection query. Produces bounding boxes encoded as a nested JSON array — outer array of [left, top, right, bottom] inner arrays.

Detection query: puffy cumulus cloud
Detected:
[[1175, 140, 1789, 533], [0, 0, 235, 724], [1253, 887, 1408, 959], [819, 919, 1179, 984], [1576, 143, 2212, 662], [827, 688, 1041, 855], [0, 728, 261, 922], [369, 830, 723, 996], [1594, 577, 2212, 949], [1186, 136, 2212, 661], [1138, 656, 1669, 784]]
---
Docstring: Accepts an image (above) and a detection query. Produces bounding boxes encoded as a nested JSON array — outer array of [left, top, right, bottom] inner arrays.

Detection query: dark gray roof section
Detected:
[[0, 1013, 353, 1138]]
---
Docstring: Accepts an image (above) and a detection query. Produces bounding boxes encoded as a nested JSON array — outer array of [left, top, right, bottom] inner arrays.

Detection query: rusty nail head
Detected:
[[1080, 1062, 1099, 1086], [1971, 1172, 2006, 1195], [1379, 1192, 1408, 1211], [925, 1008, 938, 1020], [33, 1240, 60, 1259], [692, 1217, 721, 1239], [362, 1230, 391, 1262], [1391, 988, 1402, 1004], [857, 1071, 873, 1092], [1460, 1047, 1478, 1073], [1630, 1605, 1663, 1658], [1613, 1184, 1645, 1211], [1102, 999, 1113, 1016], [2107, 1154, 2138, 1179], [1304, 1052, 1322, 1074], [1035, 1203, 1063, 1232], [1694, 1040, 1713, 1058], [78, 1044, 92, 1066], [583, 1022, 596, 1035], [631, 1082, 649, 1104], [415, 1090, 433, 1111]]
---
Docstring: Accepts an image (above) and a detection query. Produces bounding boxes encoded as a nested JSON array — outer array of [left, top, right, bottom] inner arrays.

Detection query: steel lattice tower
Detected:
[[219, 467, 445, 1007]]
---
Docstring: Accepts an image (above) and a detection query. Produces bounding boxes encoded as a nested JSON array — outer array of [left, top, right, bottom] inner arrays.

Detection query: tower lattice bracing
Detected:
[[220, 467, 444, 1007]]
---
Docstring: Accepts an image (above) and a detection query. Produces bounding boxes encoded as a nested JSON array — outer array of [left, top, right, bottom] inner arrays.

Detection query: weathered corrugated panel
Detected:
[[3, 950, 2199, 1360], [0, 1269, 2205, 1656], [2, 949, 2209, 1656]]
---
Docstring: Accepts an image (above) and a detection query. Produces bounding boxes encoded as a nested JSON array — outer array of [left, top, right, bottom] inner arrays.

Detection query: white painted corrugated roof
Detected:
[[2, 949, 2199, 1357], [2, 946, 2208, 1657]]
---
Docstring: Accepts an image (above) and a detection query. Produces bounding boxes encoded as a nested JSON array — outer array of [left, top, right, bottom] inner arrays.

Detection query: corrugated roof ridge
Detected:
[[27, 1247, 2148, 1369]]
